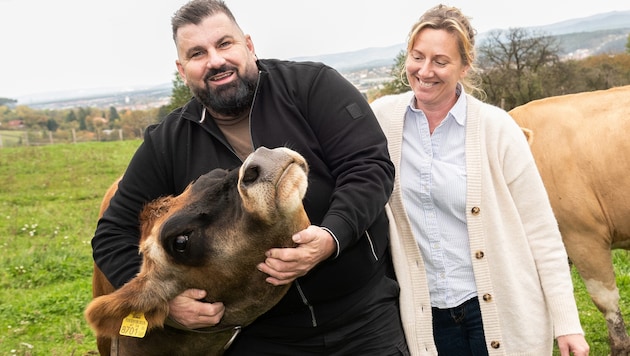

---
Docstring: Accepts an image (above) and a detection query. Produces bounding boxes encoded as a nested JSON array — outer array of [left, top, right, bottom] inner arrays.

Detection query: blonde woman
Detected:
[[372, 4, 589, 356]]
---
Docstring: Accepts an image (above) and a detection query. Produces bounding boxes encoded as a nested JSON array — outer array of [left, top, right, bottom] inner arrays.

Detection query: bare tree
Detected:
[[477, 28, 560, 109]]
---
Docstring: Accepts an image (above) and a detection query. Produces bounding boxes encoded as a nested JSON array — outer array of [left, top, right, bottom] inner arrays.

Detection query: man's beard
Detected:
[[191, 65, 257, 118]]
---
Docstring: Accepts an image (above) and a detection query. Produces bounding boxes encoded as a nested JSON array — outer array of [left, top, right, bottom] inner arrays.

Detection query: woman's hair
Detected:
[[406, 4, 483, 97], [171, 0, 240, 43]]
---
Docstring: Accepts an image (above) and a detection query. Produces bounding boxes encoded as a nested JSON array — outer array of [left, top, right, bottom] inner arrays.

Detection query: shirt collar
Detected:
[[406, 83, 468, 126], [451, 84, 467, 127]]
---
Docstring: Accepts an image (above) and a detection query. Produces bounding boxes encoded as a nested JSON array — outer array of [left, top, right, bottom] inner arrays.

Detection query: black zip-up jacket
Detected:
[[92, 59, 395, 334]]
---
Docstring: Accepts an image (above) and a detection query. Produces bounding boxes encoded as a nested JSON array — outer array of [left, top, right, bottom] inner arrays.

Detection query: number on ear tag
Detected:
[[119, 312, 148, 338]]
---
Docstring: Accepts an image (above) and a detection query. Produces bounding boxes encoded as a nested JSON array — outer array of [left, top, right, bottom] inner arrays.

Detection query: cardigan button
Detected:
[[471, 206, 480, 215], [482, 293, 492, 302], [475, 250, 485, 259], [490, 340, 501, 349]]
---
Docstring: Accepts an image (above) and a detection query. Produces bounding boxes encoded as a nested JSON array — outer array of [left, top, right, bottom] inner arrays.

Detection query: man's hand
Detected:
[[257, 225, 336, 286], [168, 289, 225, 329]]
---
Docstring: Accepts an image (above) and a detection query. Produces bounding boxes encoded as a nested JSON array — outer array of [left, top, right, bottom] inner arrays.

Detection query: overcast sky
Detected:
[[1, 0, 628, 100]]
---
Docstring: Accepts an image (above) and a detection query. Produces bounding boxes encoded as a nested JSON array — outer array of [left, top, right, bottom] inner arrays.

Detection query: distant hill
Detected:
[[531, 10, 630, 34], [295, 10, 630, 71]]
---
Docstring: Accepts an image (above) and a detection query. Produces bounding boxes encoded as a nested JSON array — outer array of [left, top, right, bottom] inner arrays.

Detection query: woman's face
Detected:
[[405, 28, 469, 110]]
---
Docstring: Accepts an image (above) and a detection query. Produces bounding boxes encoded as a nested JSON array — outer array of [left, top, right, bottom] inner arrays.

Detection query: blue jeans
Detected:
[[432, 297, 489, 356]]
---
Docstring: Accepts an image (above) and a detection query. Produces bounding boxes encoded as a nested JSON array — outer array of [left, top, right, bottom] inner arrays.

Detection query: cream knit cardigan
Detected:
[[371, 91, 584, 356]]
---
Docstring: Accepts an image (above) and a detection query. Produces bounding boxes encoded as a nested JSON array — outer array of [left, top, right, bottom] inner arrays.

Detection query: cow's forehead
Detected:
[[189, 168, 235, 194]]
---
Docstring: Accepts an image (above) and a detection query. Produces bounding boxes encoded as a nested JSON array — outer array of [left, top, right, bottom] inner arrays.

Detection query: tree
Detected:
[[109, 106, 120, 121], [477, 28, 561, 109], [167, 71, 192, 113], [120, 108, 161, 139], [577, 53, 630, 89], [0, 97, 17, 106], [15, 105, 47, 129], [374, 50, 408, 100], [46, 118, 59, 132]]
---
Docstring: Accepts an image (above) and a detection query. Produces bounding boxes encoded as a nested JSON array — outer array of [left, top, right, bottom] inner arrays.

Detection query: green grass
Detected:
[[562, 250, 630, 355], [0, 141, 141, 355], [0, 141, 628, 355], [568, 250, 630, 356]]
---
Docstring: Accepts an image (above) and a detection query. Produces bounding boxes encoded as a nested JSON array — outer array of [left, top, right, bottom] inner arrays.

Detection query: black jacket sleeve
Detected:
[[91, 125, 173, 288], [303, 65, 395, 253]]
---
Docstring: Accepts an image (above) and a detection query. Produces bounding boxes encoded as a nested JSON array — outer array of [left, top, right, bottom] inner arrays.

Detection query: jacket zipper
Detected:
[[366, 230, 378, 261], [198, 70, 262, 162], [247, 71, 262, 154], [247, 71, 319, 326], [295, 280, 317, 327]]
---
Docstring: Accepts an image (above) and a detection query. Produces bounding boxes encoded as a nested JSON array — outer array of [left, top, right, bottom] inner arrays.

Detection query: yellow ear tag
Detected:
[[119, 312, 148, 338]]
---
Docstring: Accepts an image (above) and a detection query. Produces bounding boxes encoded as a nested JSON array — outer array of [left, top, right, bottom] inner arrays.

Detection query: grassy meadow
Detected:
[[0, 141, 628, 355], [0, 141, 141, 355]]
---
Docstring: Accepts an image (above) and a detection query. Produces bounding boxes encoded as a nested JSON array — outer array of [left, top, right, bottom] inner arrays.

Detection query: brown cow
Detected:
[[85, 146, 310, 356], [509, 85, 630, 356]]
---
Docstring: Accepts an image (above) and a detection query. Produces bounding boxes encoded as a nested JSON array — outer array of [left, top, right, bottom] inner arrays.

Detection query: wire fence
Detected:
[[0, 128, 127, 148]]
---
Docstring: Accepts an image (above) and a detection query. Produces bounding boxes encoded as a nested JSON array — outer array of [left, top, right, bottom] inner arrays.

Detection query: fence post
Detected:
[[119, 129, 123, 141], [48, 131, 53, 144]]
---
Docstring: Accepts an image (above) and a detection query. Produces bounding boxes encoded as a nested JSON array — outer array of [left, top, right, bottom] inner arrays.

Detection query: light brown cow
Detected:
[[85, 146, 310, 356], [509, 85, 630, 356]]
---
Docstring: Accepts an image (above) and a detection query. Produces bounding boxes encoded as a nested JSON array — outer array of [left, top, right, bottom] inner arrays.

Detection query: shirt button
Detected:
[[490, 340, 501, 349], [471, 206, 481, 215], [475, 251, 485, 259], [482, 293, 492, 302]]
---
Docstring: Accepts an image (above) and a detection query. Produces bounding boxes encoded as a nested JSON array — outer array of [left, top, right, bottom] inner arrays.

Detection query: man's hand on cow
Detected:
[[168, 289, 225, 329], [258, 225, 336, 286]]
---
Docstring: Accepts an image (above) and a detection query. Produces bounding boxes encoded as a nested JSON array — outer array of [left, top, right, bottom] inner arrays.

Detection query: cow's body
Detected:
[[86, 147, 310, 356], [509, 86, 630, 356]]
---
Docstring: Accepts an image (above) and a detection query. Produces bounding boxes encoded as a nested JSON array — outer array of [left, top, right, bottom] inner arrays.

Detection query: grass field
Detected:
[[0, 141, 141, 355], [0, 141, 628, 355]]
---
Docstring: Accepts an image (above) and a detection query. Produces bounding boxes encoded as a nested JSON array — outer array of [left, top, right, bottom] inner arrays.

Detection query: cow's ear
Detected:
[[85, 276, 171, 337], [521, 127, 534, 145]]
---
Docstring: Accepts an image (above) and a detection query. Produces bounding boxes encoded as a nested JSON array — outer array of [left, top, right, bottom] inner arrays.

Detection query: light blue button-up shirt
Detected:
[[400, 88, 477, 309]]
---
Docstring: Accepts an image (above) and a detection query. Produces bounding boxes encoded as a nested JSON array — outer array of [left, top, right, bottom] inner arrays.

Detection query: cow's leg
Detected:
[[93, 264, 115, 356], [564, 235, 630, 356]]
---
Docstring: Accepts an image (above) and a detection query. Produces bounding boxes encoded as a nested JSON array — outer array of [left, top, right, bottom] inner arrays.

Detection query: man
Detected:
[[92, 0, 408, 354]]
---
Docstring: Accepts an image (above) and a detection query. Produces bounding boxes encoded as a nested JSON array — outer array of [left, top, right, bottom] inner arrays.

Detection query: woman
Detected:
[[371, 4, 589, 356]]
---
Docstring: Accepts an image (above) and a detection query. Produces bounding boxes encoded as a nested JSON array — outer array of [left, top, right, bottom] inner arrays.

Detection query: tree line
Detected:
[[1, 28, 630, 147]]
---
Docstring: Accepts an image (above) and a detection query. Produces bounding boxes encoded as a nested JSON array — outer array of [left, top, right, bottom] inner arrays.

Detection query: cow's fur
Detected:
[[510, 86, 630, 356], [86, 147, 310, 356]]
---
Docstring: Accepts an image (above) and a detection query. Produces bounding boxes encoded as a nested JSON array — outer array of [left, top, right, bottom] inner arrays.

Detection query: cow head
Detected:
[[85, 146, 310, 342]]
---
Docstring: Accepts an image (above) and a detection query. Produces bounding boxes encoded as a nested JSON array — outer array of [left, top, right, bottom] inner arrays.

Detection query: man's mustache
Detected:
[[204, 66, 238, 82]]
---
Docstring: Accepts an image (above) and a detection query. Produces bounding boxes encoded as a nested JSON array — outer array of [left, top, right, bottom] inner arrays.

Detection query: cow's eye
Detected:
[[173, 234, 189, 252]]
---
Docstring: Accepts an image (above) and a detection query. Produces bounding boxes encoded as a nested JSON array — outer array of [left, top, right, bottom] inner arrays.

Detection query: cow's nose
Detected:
[[241, 164, 260, 185]]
